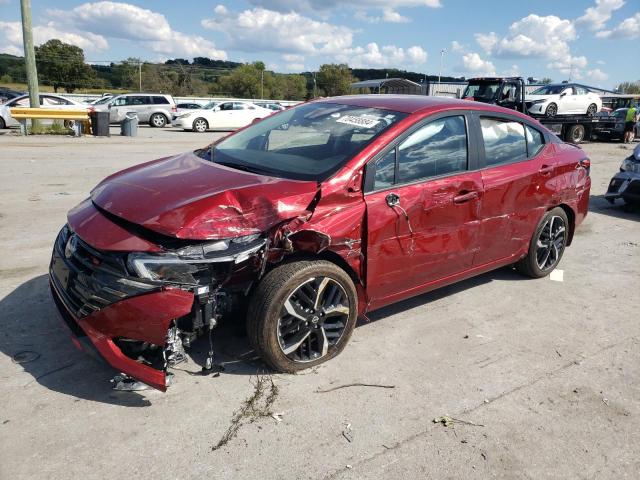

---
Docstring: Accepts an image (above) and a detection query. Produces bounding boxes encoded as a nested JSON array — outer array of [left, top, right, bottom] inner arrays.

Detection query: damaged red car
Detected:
[[49, 96, 591, 390]]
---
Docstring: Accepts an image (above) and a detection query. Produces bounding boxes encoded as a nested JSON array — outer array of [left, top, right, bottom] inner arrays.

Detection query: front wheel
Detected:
[[586, 103, 597, 116], [545, 103, 558, 117], [149, 113, 167, 128], [247, 260, 358, 372], [192, 117, 208, 133], [516, 207, 569, 278]]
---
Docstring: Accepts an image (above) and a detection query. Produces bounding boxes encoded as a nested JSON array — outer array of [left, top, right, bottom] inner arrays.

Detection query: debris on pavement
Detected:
[[212, 374, 279, 452], [271, 412, 284, 422], [550, 269, 564, 282], [342, 423, 354, 443], [111, 374, 152, 392], [316, 383, 396, 393], [433, 415, 485, 428]]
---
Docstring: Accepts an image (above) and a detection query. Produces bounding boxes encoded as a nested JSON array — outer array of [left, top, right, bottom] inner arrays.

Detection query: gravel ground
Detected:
[[0, 126, 639, 480]]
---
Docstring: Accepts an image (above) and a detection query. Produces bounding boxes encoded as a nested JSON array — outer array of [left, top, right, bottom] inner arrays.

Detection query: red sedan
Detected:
[[49, 95, 591, 390]]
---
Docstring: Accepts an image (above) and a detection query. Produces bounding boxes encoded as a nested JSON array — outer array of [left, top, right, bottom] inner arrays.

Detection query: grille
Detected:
[[49, 225, 156, 319]]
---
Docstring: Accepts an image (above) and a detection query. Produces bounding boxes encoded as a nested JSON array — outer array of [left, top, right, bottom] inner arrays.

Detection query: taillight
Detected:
[[171, 106, 177, 112]]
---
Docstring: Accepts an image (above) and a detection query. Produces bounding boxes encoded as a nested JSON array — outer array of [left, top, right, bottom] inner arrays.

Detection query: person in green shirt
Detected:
[[624, 105, 638, 143]]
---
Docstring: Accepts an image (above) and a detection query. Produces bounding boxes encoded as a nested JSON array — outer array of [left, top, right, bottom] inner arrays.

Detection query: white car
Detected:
[[526, 84, 602, 117], [0, 93, 88, 129], [172, 100, 273, 132]]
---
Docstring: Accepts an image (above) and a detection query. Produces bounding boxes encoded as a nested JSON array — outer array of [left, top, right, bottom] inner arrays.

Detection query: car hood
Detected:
[[90, 151, 319, 240]]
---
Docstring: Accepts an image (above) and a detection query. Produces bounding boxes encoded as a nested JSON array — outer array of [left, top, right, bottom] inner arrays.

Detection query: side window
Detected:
[[126, 96, 149, 106], [233, 102, 248, 110], [111, 97, 126, 106], [397, 116, 468, 183], [480, 118, 527, 166], [152, 96, 169, 104], [374, 149, 396, 190], [220, 102, 233, 111], [525, 125, 545, 157]]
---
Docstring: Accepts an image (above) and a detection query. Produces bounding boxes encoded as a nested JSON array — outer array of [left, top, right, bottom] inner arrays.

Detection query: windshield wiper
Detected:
[[215, 161, 272, 176]]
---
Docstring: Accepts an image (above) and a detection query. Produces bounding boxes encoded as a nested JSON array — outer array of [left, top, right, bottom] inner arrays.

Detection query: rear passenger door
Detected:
[[125, 95, 151, 121], [364, 113, 483, 304], [473, 114, 554, 266]]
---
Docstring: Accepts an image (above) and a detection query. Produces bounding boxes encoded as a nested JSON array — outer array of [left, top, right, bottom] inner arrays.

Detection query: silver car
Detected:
[[94, 93, 176, 127]]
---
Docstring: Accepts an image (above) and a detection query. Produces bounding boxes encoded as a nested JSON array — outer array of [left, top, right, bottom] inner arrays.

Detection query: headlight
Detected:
[[128, 234, 263, 284], [620, 157, 640, 174], [176, 113, 192, 119], [529, 99, 546, 105]]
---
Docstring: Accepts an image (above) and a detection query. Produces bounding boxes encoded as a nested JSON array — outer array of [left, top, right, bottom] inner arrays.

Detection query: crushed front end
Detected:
[[49, 202, 269, 391], [605, 148, 640, 205]]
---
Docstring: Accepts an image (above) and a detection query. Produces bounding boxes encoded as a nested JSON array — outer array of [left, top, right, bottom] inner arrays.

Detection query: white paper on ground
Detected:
[[550, 269, 564, 282]]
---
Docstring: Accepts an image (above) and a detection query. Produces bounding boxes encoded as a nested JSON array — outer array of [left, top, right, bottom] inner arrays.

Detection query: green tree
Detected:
[[616, 80, 640, 94], [540, 77, 553, 84], [316, 64, 354, 97], [35, 39, 96, 93], [111, 58, 140, 89], [217, 64, 262, 98]]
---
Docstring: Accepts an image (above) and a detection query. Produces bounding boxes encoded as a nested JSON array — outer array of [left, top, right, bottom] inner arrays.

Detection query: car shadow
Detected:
[[1, 266, 525, 404], [0, 274, 269, 406], [362, 266, 523, 324], [589, 194, 639, 221]]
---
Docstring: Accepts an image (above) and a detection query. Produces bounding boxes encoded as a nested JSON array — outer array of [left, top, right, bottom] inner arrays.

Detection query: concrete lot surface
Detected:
[[0, 127, 639, 479]]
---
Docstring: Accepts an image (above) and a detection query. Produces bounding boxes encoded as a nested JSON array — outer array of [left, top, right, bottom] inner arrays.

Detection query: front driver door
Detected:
[[364, 114, 483, 307]]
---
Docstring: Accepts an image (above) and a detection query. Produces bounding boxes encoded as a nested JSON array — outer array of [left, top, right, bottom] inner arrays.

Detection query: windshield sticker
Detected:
[[336, 115, 380, 128]]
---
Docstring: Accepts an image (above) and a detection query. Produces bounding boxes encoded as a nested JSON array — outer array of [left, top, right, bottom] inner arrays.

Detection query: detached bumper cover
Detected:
[[49, 226, 195, 391]]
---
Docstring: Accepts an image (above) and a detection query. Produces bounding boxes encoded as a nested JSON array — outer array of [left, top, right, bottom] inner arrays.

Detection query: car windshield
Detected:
[[202, 101, 219, 109], [207, 102, 407, 182], [463, 83, 500, 101], [531, 85, 566, 95], [92, 96, 113, 105]]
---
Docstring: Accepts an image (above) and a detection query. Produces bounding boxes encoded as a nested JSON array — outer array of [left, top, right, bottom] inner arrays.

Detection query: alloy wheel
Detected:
[[535, 215, 566, 271], [152, 114, 166, 127], [587, 104, 597, 116], [545, 103, 557, 117], [194, 118, 207, 132], [277, 276, 350, 362]]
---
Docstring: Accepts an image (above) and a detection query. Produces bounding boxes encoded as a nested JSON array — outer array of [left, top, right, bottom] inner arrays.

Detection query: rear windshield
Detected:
[[207, 102, 407, 182], [463, 83, 500, 101]]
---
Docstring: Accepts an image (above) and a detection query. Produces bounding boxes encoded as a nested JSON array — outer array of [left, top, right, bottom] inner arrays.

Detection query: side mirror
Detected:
[[213, 106, 220, 112]]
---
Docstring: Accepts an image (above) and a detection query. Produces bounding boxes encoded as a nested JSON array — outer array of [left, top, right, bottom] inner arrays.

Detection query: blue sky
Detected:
[[1, 0, 638, 88]]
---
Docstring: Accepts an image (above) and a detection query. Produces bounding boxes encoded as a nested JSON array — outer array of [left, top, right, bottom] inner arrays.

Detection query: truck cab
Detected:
[[462, 77, 526, 113]]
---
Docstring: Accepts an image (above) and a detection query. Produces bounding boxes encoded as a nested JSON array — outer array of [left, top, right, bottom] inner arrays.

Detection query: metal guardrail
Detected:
[[10, 107, 90, 136], [57, 92, 302, 107]]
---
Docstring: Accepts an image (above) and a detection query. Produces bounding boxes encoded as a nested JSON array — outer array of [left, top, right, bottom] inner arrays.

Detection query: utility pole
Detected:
[[313, 72, 317, 98], [20, 0, 39, 116], [261, 69, 264, 99], [438, 48, 446, 89], [138, 60, 142, 92]]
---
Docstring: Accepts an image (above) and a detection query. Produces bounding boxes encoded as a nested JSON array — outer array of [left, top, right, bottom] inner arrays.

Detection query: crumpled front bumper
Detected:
[[49, 225, 194, 391], [605, 171, 640, 203]]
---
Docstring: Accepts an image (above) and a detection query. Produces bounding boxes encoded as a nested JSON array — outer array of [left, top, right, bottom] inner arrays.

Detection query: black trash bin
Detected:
[[90, 111, 110, 137]]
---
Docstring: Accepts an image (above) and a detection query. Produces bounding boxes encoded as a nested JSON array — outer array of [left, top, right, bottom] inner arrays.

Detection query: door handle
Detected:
[[386, 192, 400, 208], [539, 164, 554, 175], [453, 191, 479, 204]]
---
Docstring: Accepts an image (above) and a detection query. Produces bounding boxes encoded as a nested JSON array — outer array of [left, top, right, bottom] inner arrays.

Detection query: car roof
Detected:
[[312, 94, 531, 118]]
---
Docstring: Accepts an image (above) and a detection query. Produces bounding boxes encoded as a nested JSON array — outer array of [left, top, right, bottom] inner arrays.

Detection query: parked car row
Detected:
[[0, 91, 286, 131]]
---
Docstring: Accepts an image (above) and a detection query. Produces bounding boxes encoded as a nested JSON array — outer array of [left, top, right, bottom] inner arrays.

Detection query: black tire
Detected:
[[516, 207, 569, 278], [545, 103, 558, 117], [0, 116, 7, 129], [149, 113, 167, 128], [586, 103, 597, 116], [192, 117, 208, 133], [565, 124, 585, 144], [246, 260, 358, 373]]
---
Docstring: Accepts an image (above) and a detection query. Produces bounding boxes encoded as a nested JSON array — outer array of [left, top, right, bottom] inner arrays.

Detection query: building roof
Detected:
[[350, 78, 422, 90]]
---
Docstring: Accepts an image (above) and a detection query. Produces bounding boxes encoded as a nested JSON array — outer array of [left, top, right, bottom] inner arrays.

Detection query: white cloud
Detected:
[[336, 42, 427, 68], [203, 7, 353, 55], [576, 0, 625, 31], [460, 52, 496, 76], [586, 68, 609, 82], [0, 20, 108, 55], [48, 1, 226, 59], [382, 8, 410, 23], [596, 12, 640, 38], [214, 4, 229, 15], [474, 14, 594, 78], [246, 0, 440, 13], [284, 63, 305, 71], [283, 53, 305, 62], [450, 40, 465, 53]]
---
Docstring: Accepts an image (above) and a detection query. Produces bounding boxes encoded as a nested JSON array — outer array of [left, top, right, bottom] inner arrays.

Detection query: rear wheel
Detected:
[[586, 103, 597, 116], [247, 260, 358, 372], [516, 207, 569, 278], [150, 113, 167, 128], [545, 103, 558, 117], [192, 118, 208, 133], [565, 124, 585, 144], [0, 117, 6, 129]]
